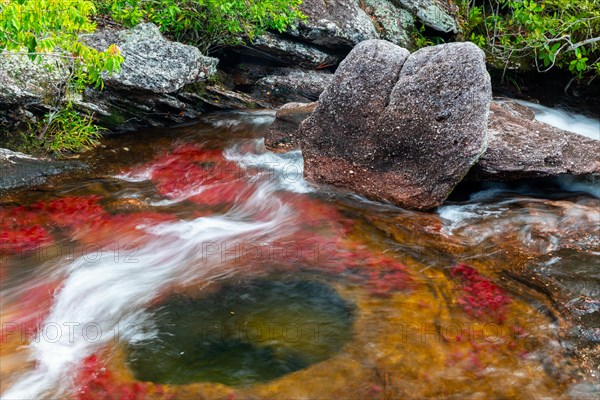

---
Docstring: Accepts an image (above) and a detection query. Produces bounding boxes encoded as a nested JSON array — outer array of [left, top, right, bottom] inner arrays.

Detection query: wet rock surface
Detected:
[[296, 40, 491, 210], [469, 101, 600, 180], [265, 102, 318, 152], [0, 148, 84, 190]]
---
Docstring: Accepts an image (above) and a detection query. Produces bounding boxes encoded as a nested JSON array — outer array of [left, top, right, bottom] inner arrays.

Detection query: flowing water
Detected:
[[0, 108, 598, 399], [510, 99, 600, 140]]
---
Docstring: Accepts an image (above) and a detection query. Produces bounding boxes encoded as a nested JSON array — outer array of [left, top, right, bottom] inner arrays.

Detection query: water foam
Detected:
[[2, 171, 295, 399], [513, 99, 600, 140], [225, 138, 313, 194]]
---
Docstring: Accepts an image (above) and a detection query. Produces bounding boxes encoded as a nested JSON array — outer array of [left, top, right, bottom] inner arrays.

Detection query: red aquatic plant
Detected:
[[450, 264, 511, 323], [0, 206, 53, 255], [76, 355, 172, 400], [365, 258, 412, 297], [188, 179, 251, 206], [1, 281, 61, 343], [1, 196, 108, 256], [32, 196, 107, 227], [131, 144, 249, 207], [71, 212, 176, 246], [0, 225, 53, 255]]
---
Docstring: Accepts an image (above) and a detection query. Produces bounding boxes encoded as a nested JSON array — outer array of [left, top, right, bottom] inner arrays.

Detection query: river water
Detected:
[[1, 107, 598, 399]]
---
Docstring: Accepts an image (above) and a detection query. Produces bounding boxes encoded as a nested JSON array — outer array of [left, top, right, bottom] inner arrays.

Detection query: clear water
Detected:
[[1, 111, 598, 399]]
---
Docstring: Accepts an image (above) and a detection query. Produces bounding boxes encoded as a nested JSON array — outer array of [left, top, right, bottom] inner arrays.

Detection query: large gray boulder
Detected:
[[0, 52, 69, 105], [291, 0, 379, 48], [82, 23, 218, 93], [1, 24, 221, 134], [297, 40, 491, 210], [469, 101, 600, 180], [0, 52, 69, 127], [71, 23, 223, 132]]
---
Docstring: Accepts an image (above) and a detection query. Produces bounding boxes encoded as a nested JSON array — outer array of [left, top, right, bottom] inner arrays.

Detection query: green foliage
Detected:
[[26, 105, 103, 155], [413, 23, 446, 48], [457, 0, 600, 80], [0, 0, 122, 153], [0, 0, 123, 89], [94, 0, 305, 53]]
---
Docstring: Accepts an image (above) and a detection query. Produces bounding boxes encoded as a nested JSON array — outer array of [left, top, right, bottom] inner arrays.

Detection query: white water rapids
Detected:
[[1, 142, 305, 399], [513, 99, 600, 140]]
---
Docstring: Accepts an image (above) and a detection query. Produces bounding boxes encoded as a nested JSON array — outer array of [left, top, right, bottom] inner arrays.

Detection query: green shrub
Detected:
[[26, 105, 103, 155], [0, 0, 122, 153], [0, 0, 123, 89], [458, 0, 600, 80], [94, 0, 305, 53]]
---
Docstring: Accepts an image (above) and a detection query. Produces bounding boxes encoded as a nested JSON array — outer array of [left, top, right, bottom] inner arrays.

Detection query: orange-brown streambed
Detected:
[[1, 111, 598, 399]]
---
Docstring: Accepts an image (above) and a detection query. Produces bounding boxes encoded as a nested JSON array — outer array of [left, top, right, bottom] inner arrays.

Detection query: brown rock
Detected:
[[298, 40, 491, 210], [265, 102, 318, 153], [469, 101, 600, 180]]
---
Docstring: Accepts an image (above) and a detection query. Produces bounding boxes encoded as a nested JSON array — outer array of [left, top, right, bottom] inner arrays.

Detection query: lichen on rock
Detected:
[[81, 23, 218, 93]]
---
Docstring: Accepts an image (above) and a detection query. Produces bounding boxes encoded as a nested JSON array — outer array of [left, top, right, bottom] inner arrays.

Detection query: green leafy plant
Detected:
[[94, 0, 305, 53], [27, 105, 103, 155], [457, 0, 600, 81], [0, 0, 124, 89], [1, 0, 122, 153], [413, 23, 446, 48]]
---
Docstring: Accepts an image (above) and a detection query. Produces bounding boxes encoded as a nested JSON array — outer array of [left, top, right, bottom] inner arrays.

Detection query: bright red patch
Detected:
[[450, 264, 511, 323], [76, 354, 171, 400], [128, 144, 249, 207]]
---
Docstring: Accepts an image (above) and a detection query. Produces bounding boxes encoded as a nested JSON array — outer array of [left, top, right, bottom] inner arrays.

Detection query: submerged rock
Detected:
[[469, 101, 600, 180], [296, 40, 491, 210]]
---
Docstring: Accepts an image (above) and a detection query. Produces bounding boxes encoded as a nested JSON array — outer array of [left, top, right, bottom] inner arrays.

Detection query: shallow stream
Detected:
[[1, 107, 598, 399]]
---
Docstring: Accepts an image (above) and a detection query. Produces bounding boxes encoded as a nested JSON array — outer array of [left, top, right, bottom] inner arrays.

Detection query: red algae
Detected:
[[450, 264, 511, 323], [366, 260, 412, 297], [32, 196, 107, 228], [0, 206, 53, 255], [71, 212, 176, 246], [129, 144, 247, 206], [0, 225, 53, 255], [76, 355, 172, 400], [1, 282, 61, 343], [0, 196, 177, 257]]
